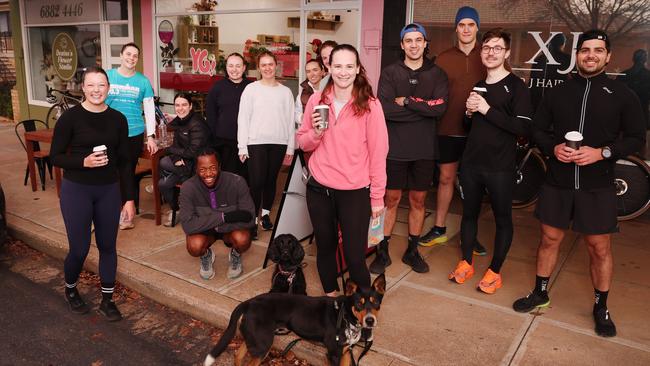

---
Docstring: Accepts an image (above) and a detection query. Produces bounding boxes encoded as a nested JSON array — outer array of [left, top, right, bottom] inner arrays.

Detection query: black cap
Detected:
[[576, 30, 610, 52]]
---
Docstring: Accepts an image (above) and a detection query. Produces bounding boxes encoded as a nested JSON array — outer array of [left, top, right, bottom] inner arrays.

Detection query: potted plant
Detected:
[[192, 0, 218, 25]]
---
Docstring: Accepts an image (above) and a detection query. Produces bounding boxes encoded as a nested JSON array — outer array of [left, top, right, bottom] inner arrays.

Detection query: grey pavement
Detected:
[[2, 121, 650, 365]]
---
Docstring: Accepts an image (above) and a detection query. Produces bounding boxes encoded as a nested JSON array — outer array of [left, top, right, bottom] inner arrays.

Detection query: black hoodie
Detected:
[[378, 58, 448, 160], [206, 77, 253, 142], [532, 72, 646, 190]]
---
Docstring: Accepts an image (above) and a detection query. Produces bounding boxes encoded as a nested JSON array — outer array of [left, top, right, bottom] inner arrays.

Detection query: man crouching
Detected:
[[179, 147, 255, 280]]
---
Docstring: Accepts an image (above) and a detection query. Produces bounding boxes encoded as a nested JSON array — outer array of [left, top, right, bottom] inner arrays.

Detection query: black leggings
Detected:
[[159, 156, 190, 210], [214, 138, 247, 180], [121, 133, 144, 204], [459, 168, 514, 273], [247, 144, 286, 215], [60, 179, 121, 287], [306, 180, 371, 293]]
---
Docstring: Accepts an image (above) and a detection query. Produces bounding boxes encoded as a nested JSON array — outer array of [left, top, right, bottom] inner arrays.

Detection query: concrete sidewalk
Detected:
[[2, 122, 650, 365]]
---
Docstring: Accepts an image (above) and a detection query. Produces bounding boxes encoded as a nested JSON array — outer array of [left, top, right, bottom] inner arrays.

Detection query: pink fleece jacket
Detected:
[[297, 90, 388, 207]]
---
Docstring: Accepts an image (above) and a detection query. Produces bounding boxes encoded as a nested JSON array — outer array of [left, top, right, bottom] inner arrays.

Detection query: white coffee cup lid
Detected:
[[93, 145, 107, 152], [564, 131, 583, 141], [314, 104, 329, 110], [473, 87, 487, 92]]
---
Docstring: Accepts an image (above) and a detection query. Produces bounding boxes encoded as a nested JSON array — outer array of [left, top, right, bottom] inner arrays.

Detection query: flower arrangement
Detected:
[[192, 0, 217, 11]]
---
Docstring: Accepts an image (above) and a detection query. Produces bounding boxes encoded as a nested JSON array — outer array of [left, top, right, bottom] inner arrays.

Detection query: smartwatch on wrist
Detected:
[[601, 146, 612, 159]]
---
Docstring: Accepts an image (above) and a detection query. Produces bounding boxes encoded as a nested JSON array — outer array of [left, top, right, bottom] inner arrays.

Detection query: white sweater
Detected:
[[237, 81, 296, 156]]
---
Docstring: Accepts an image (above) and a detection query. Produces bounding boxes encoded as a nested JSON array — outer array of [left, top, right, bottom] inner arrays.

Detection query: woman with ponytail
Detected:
[[297, 44, 389, 294]]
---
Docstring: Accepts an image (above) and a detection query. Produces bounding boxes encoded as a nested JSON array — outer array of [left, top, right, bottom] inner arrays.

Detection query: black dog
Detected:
[[203, 274, 386, 366], [268, 234, 307, 295]]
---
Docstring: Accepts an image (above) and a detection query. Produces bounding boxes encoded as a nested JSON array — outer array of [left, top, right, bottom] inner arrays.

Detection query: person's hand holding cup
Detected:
[[564, 131, 583, 150], [312, 105, 330, 136], [85, 145, 108, 168]]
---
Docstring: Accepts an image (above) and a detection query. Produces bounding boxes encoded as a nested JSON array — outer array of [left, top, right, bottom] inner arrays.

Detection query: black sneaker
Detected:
[[369, 239, 391, 274], [261, 214, 273, 231], [402, 246, 429, 273], [65, 289, 90, 314], [419, 227, 447, 247], [473, 242, 488, 256], [513, 292, 550, 313], [593, 307, 617, 337], [98, 299, 123, 322]]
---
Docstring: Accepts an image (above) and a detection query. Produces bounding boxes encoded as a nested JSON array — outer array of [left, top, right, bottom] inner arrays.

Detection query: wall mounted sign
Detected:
[[25, 0, 101, 25], [52, 32, 77, 81]]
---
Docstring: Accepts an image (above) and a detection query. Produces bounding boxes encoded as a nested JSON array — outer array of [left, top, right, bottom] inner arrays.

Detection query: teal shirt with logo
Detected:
[[106, 69, 154, 137]]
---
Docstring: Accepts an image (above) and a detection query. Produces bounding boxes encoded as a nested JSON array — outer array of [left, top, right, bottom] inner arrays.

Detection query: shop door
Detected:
[[101, 0, 133, 69]]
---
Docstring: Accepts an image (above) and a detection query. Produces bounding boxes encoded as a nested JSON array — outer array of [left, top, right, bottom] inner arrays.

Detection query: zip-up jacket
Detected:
[[179, 173, 255, 235], [532, 72, 646, 190], [378, 58, 448, 160], [166, 111, 211, 169]]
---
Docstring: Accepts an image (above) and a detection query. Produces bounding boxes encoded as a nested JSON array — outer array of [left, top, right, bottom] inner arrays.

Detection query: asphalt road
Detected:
[[0, 239, 305, 366]]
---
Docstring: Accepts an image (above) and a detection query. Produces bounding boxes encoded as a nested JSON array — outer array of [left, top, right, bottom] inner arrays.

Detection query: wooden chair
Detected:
[[15, 119, 52, 191]]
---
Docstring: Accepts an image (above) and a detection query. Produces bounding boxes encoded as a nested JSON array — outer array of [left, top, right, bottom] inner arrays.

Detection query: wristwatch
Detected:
[[601, 146, 612, 159], [403, 97, 410, 107]]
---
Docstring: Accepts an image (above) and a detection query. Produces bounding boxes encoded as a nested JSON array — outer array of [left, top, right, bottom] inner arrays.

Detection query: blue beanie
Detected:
[[455, 6, 480, 28]]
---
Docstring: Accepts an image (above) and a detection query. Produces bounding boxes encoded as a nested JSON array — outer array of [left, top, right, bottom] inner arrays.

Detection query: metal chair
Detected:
[[15, 119, 52, 191]]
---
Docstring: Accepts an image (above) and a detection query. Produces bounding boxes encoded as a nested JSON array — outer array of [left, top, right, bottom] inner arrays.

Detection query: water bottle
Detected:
[[158, 119, 168, 147]]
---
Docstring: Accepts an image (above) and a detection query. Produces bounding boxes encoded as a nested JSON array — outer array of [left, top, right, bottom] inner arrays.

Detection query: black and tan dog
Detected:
[[203, 274, 386, 366], [268, 233, 307, 295]]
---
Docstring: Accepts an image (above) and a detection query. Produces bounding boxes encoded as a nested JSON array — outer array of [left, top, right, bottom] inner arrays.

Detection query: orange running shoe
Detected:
[[448, 260, 474, 284], [477, 269, 503, 294]]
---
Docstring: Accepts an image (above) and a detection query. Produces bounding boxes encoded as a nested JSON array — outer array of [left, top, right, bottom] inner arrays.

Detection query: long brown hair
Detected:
[[319, 44, 374, 116]]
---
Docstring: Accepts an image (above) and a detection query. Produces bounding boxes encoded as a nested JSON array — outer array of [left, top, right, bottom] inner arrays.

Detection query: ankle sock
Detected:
[[65, 282, 77, 297], [433, 226, 446, 235], [534, 275, 550, 296], [261, 209, 270, 217], [101, 282, 115, 302], [408, 234, 419, 249], [594, 289, 609, 311]]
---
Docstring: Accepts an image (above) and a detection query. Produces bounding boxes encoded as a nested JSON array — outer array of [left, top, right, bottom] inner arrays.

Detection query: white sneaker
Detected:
[[199, 247, 215, 280], [163, 210, 174, 227], [227, 249, 243, 279]]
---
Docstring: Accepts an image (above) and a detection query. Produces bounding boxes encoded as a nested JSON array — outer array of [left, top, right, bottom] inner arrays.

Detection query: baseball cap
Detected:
[[400, 23, 427, 40], [576, 30, 610, 51], [310, 38, 322, 47], [455, 6, 480, 28]]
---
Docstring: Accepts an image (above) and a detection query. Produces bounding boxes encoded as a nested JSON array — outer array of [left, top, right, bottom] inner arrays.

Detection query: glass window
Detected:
[[104, 0, 128, 21], [27, 25, 101, 102], [155, 12, 301, 112], [156, 0, 300, 13], [109, 24, 129, 37]]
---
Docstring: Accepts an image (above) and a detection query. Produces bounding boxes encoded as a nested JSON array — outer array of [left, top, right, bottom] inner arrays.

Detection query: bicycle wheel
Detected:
[[512, 149, 547, 209], [614, 155, 650, 221], [46, 104, 64, 126]]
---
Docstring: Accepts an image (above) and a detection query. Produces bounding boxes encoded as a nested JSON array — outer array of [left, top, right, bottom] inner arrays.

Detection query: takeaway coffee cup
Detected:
[[93, 145, 107, 157], [472, 86, 487, 98], [314, 105, 330, 130], [564, 131, 583, 150]]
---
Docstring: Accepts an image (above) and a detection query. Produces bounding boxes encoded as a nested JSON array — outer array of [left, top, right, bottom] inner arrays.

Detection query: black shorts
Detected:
[[437, 136, 466, 164], [534, 184, 618, 235], [386, 159, 435, 191]]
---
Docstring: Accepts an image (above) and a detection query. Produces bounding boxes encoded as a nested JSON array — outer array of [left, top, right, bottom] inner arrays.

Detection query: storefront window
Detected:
[[155, 0, 300, 13], [21, 0, 132, 104], [27, 25, 100, 101]]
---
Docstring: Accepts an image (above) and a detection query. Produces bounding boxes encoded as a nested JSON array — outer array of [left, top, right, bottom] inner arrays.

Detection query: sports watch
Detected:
[[601, 146, 612, 159], [403, 97, 410, 106]]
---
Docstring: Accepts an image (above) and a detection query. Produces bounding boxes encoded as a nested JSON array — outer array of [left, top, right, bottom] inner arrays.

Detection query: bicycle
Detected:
[[45, 88, 82, 126], [613, 155, 650, 220]]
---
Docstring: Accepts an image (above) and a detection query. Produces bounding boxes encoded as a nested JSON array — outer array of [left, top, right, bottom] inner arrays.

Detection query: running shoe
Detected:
[[369, 239, 391, 274], [98, 299, 122, 322], [163, 210, 174, 227], [402, 245, 429, 273], [448, 260, 474, 284], [261, 214, 273, 231], [419, 227, 448, 247], [473, 242, 487, 256], [199, 247, 215, 280], [227, 249, 243, 279], [477, 269, 502, 294], [512, 292, 550, 313], [65, 288, 90, 314], [593, 308, 617, 337]]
